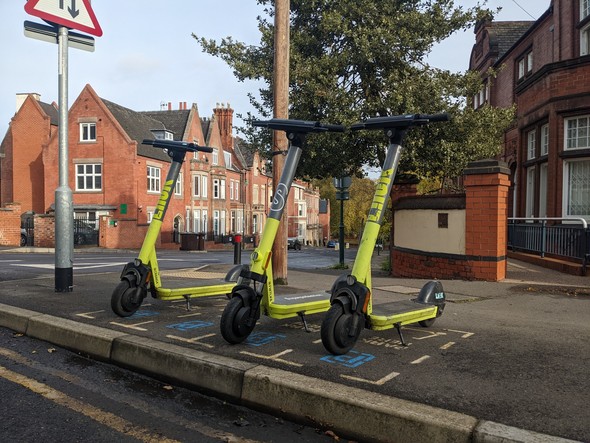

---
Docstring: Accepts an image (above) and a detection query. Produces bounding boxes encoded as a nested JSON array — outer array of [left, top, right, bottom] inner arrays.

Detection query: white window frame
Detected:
[[213, 210, 220, 235], [213, 179, 220, 199], [202, 210, 208, 237], [525, 166, 536, 218], [75, 163, 102, 191], [193, 209, 201, 232], [193, 174, 200, 197], [79, 122, 96, 142], [147, 210, 154, 223], [230, 180, 235, 200], [202, 176, 208, 198], [539, 163, 548, 218], [147, 166, 161, 193], [541, 124, 549, 156], [582, 0, 590, 20], [224, 151, 232, 168], [527, 129, 536, 160], [175, 172, 183, 196], [563, 159, 590, 219], [565, 115, 590, 150], [518, 58, 525, 79], [220, 179, 226, 199], [581, 23, 590, 56], [212, 149, 219, 165]]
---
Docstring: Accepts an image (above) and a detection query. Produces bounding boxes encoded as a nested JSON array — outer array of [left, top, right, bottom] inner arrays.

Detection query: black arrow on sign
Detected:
[[68, 0, 79, 19]]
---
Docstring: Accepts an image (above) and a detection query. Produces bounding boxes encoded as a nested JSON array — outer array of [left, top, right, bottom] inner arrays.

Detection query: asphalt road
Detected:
[[0, 326, 335, 442], [0, 249, 588, 441]]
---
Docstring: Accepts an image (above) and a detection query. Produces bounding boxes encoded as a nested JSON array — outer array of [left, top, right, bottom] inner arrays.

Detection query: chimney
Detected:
[[213, 102, 234, 150], [168, 102, 172, 111], [16, 93, 40, 113]]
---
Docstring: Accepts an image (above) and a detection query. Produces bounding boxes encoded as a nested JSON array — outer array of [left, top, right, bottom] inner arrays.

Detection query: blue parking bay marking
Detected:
[[166, 320, 214, 331], [246, 331, 286, 347], [130, 310, 159, 318], [321, 350, 375, 368]]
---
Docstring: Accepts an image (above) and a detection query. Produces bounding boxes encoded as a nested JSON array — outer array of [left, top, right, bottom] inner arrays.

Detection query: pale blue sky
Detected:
[[1, 1, 550, 137]]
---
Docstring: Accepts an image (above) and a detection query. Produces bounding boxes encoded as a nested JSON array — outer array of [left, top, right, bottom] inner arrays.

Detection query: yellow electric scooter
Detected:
[[111, 139, 244, 317], [321, 113, 449, 355], [220, 119, 345, 344]]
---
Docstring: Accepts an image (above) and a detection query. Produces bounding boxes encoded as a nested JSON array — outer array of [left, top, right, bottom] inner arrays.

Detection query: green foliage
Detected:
[[193, 0, 512, 184]]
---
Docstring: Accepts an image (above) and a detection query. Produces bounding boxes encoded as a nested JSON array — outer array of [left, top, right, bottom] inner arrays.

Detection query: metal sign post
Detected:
[[24, 0, 101, 292], [55, 25, 74, 292]]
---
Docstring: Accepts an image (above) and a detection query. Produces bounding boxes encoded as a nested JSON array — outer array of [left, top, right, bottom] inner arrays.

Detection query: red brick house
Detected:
[[1, 93, 58, 215], [470, 0, 590, 222], [1, 84, 327, 249]]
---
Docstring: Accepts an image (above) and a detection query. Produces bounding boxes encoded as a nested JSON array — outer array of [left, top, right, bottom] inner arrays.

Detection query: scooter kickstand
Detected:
[[183, 295, 191, 311], [298, 312, 311, 333], [395, 322, 408, 347]]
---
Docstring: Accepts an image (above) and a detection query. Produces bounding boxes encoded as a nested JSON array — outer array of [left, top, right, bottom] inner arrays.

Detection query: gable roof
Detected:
[[38, 101, 59, 126], [140, 110, 191, 141], [102, 99, 171, 162], [488, 21, 535, 61]]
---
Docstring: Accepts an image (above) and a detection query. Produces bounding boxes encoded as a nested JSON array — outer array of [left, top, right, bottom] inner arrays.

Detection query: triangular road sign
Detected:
[[25, 0, 103, 37]]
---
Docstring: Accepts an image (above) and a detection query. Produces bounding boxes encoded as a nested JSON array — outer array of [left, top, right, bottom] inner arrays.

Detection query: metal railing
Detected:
[[508, 217, 589, 272]]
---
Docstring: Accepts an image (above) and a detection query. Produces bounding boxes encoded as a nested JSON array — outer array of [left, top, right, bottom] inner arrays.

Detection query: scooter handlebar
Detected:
[[253, 118, 345, 133], [351, 112, 450, 131], [142, 139, 214, 153]]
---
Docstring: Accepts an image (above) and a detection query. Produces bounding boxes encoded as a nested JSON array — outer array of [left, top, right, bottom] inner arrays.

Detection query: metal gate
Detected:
[[74, 217, 99, 246]]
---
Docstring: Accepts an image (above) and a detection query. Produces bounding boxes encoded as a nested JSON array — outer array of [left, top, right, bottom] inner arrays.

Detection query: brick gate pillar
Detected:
[[463, 159, 511, 281]]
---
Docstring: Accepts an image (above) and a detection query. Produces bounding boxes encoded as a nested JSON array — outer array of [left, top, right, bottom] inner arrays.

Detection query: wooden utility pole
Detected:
[[272, 0, 290, 284]]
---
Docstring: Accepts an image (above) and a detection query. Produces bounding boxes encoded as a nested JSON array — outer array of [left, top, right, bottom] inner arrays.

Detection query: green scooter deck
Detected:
[[369, 300, 438, 331], [265, 292, 331, 319]]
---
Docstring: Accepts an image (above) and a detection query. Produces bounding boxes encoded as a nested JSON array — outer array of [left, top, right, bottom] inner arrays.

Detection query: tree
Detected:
[[193, 0, 513, 183]]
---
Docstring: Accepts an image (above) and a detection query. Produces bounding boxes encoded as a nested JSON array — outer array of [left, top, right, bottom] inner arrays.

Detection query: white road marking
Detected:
[[167, 334, 216, 349], [440, 341, 456, 350], [410, 355, 431, 364], [240, 349, 303, 367], [109, 320, 154, 331], [341, 371, 400, 385], [75, 310, 105, 319]]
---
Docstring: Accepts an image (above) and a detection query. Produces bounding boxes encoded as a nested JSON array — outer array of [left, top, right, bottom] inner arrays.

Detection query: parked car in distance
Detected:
[[287, 237, 302, 250], [20, 228, 28, 247], [326, 240, 337, 248]]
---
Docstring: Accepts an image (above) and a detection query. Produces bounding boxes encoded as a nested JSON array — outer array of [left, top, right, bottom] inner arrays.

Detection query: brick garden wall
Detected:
[[391, 160, 510, 281], [0, 203, 21, 246]]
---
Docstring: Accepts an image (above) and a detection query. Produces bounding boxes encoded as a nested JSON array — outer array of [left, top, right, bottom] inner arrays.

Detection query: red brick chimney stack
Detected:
[[213, 103, 234, 150]]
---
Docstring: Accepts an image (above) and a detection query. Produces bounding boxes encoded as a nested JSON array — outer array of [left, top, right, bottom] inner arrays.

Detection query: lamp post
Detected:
[[334, 176, 351, 266]]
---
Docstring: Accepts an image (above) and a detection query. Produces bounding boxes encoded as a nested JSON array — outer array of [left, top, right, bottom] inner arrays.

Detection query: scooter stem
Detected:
[[351, 129, 406, 283]]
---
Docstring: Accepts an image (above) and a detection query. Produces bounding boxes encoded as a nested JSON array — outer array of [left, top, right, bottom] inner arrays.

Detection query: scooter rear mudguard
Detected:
[[414, 280, 445, 316]]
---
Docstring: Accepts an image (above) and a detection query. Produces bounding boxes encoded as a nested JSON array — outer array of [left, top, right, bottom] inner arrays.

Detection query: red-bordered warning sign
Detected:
[[25, 0, 103, 37]]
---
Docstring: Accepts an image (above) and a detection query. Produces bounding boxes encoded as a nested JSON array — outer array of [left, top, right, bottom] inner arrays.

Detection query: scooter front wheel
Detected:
[[111, 279, 144, 317], [418, 318, 436, 327], [220, 296, 256, 344], [321, 303, 363, 355]]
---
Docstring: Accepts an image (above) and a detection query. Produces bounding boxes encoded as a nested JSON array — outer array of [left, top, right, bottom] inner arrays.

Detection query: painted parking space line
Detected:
[[109, 320, 154, 331], [167, 334, 216, 349], [445, 329, 475, 339], [75, 310, 105, 319], [440, 341, 456, 350], [363, 336, 407, 349], [240, 349, 303, 367], [341, 371, 400, 386], [176, 312, 202, 318], [321, 351, 375, 368], [411, 355, 431, 365], [166, 320, 214, 332]]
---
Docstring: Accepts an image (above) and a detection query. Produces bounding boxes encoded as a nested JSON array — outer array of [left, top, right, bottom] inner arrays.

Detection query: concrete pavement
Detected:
[[0, 248, 587, 443]]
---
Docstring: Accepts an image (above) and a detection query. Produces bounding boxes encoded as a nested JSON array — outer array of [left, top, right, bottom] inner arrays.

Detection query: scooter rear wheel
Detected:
[[220, 296, 256, 344], [321, 303, 362, 355], [111, 279, 144, 317], [418, 318, 436, 327]]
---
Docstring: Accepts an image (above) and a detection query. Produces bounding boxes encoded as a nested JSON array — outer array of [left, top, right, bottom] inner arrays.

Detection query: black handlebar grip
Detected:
[[417, 113, 450, 123], [322, 123, 346, 132], [142, 139, 214, 153]]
